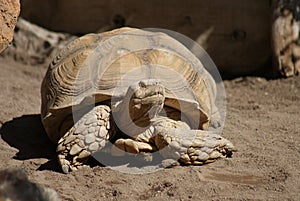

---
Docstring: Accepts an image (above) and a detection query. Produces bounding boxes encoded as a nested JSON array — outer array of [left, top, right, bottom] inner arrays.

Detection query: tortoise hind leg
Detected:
[[57, 105, 113, 173]]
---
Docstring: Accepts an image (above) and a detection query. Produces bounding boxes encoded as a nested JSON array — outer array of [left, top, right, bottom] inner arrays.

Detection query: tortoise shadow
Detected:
[[0, 114, 60, 171], [0, 115, 165, 172]]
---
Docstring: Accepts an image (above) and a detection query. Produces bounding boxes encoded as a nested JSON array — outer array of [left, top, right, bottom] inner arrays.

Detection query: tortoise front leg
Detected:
[[57, 105, 113, 173], [153, 117, 235, 165]]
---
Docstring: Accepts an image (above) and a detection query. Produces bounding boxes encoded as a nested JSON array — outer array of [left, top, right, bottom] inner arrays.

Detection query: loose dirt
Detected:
[[0, 56, 299, 200]]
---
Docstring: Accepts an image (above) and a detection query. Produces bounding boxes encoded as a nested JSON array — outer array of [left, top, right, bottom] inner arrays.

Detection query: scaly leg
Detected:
[[152, 117, 235, 165], [57, 105, 113, 173]]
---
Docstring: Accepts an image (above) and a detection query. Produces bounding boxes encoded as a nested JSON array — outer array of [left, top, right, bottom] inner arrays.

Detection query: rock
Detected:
[[2, 18, 75, 65], [0, 0, 20, 53], [0, 168, 60, 201]]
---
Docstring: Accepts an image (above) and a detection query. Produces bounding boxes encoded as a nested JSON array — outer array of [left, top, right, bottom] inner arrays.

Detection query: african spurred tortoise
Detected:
[[41, 27, 234, 173]]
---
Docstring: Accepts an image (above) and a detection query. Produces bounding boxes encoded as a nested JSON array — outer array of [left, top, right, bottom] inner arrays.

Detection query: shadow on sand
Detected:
[[0, 114, 61, 172]]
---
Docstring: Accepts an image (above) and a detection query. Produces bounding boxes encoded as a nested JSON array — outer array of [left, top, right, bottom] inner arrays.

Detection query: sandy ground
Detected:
[[0, 55, 299, 201]]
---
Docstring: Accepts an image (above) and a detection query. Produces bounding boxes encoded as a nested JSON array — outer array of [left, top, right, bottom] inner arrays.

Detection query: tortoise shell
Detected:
[[41, 27, 216, 143]]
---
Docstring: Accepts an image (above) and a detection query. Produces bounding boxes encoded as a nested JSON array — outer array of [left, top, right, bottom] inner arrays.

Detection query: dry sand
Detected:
[[0, 56, 299, 200]]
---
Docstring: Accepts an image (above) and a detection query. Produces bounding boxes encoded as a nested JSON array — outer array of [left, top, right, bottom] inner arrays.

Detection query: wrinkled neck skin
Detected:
[[112, 93, 164, 138]]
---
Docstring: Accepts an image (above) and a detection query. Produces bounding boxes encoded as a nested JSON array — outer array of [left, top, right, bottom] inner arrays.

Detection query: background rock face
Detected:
[[0, 0, 20, 53], [20, 0, 271, 76]]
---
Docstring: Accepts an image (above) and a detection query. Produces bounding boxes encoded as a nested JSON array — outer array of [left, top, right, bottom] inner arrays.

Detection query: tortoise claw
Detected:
[[57, 131, 90, 173]]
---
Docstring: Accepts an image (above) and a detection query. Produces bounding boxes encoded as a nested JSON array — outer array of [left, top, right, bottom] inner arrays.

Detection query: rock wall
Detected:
[[20, 0, 271, 76], [0, 0, 20, 53], [271, 0, 300, 77]]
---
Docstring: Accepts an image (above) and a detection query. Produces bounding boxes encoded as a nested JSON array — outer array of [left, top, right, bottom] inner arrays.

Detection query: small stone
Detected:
[[89, 142, 99, 151], [85, 134, 96, 144], [70, 144, 83, 155]]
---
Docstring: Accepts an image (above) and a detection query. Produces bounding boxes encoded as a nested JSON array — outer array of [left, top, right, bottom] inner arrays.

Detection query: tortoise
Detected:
[[41, 27, 235, 173]]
